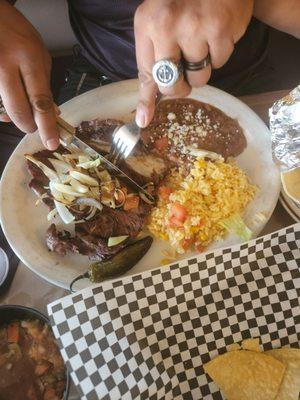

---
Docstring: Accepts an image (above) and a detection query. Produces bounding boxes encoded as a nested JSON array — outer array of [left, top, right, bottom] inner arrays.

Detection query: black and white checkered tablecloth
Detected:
[[48, 223, 300, 400]]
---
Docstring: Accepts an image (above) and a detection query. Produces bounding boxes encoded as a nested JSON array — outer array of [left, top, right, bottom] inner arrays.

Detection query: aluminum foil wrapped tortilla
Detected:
[[269, 86, 300, 203]]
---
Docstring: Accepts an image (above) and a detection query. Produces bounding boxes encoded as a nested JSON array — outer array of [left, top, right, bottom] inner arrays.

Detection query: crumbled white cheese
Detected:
[[167, 112, 176, 121]]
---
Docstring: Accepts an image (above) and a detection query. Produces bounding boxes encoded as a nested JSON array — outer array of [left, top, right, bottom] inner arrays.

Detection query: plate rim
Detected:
[[279, 190, 300, 223]]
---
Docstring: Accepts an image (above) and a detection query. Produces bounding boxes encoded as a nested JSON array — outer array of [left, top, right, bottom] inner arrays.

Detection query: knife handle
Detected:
[[57, 116, 76, 146]]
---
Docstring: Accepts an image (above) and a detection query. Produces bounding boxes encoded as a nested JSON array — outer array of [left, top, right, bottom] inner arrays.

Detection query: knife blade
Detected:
[[57, 120, 155, 202]]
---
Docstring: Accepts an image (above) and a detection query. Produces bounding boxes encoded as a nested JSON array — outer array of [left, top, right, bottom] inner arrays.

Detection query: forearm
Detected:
[[254, 0, 300, 39]]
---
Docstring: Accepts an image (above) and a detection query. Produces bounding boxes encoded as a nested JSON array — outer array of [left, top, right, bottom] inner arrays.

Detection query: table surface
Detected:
[[0, 88, 296, 400]]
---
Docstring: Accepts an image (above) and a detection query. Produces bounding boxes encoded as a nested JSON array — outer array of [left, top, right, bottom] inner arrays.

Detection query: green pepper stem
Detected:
[[69, 272, 90, 293]]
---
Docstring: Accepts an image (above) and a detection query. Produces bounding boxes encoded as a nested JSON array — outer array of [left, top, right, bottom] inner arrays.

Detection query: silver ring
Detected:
[[152, 59, 183, 88], [183, 54, 211, 71]]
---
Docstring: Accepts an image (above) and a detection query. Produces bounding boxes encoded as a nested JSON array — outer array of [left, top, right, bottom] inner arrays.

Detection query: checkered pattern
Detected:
[[48, 224, 300, 400]]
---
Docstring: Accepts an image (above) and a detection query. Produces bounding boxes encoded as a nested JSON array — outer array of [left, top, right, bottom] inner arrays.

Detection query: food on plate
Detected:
[[148, 158, 256, 253], [70, 235, 153, 290], [77, 118, 169, 185], [204, 339, 300, 400], [25, 146, 158, 262], [281, 167, 300, 204], [141, 98, 247, 161], [265, 348, 300, 400], [25, 98, 255, 274], [0, 319, 66, 400]]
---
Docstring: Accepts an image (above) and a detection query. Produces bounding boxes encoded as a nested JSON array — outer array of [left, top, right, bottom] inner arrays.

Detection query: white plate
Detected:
[[0, 81, 280, 289], [280, 187, 300, 222], [0, 248, 9, 287]]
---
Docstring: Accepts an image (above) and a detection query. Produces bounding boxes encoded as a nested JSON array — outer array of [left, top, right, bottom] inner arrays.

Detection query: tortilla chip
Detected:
[[266, 348, 300, 400], [228, 343, 241, 352], [242, 338, 261, 352], [204, 350, 285, 400]]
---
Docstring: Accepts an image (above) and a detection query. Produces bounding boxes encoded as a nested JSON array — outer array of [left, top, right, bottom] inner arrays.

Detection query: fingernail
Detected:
[[136, 108, 146, 128], [46, 138, 59, 150]]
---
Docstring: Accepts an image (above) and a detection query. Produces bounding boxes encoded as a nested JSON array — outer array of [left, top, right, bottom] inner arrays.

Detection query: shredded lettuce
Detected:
[[219, 214, 252, 242]]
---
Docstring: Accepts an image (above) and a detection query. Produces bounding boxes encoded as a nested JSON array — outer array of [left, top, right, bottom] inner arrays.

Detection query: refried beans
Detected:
[[141, 98, 247, 161]]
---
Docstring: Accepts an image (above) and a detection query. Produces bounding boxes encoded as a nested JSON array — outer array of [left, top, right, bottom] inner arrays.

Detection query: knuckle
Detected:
[[152, 3, 176, 32], [138, 71, 153, 86], [29, 94, 53, 114], [25, 124, 37, 134], [134, 3, 146, 25], [184, 11, 201, 34], [209, 18, 228, 39]]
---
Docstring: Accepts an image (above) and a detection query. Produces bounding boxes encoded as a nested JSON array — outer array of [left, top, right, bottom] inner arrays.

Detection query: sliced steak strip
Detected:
[[77, 118, 169, 185], [46, 224, 125, 260], [81, 203, 151, 239], [29, 179, 54, 209], [26, 147, 68, 184], [76, 119, 122, 145]]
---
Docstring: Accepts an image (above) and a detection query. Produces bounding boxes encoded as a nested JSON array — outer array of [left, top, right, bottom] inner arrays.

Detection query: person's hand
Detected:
[[0, 1, 59, 150], [134, 0, 254, 127]]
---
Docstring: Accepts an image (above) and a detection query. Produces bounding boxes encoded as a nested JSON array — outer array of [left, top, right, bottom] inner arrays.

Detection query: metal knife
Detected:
[[57, 117, 155, 201]]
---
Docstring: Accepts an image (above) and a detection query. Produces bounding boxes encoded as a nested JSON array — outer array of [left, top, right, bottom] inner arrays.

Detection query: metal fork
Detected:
[[109, 93, 163, 164], [109, 122, 140, 164]]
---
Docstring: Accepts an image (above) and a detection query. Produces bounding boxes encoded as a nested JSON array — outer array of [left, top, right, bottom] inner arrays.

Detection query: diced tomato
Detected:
[[196, 244, 205, 253], [199, 219, 206, 227], [170, 202, 188, 222], [182, 238, 192, 251], [168, 216, 184, 228], [154, 136, 169, 152], [7, 322, 20, 343], [124, 196, 139, 211], [158, 186, 173, 200]]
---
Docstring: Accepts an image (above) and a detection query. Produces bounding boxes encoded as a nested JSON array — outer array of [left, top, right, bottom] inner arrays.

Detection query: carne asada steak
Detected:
[[46, 224, 126, 260]]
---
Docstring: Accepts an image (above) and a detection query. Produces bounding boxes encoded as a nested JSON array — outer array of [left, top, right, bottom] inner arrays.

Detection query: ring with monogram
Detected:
[[152, 59, 184, 88], [183, 54, 211, 71]]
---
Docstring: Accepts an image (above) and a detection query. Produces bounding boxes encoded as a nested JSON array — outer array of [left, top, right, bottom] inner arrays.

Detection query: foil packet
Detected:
[[269, 86, 300, 172]]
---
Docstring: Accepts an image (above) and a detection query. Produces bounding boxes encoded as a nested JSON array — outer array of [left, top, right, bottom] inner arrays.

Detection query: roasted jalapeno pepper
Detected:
[[70, 236, 153, 291]]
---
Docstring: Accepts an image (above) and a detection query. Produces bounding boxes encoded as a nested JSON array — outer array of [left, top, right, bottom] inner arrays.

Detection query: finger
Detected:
[[0, 69, 37, 133], [179, 38, 212, 88], [152, 38, 191, 98], [21, 61, 59, 150], [44, 52, 52, 83], [0, 113, 11, 123], [208, 37, 234, 69], [134, 15, 158, 128]]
